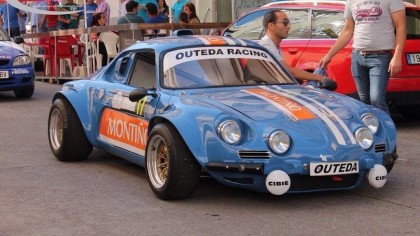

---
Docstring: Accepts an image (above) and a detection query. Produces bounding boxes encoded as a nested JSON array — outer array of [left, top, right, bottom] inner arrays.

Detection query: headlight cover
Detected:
[[13, 55, 31, 66], [218, 120, 241, 144], [362, 113, 379, 134], [355, 127, 373, 150], [268, 130, 290, 154]]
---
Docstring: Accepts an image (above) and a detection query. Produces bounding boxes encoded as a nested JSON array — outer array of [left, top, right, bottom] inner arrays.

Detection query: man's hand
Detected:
[[389, 56, 402, 77], [319, 54, 332, 69]]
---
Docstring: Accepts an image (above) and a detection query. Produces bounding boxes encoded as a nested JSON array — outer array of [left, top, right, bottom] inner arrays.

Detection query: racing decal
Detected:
[[164, 46, 274, 71], [243, 88, 316, 120], [310, 161, 359, 176], [11, 68, 30, 75], [99, 108, 149, 156], [245, 86, 350, 146], [271, 86, 356, 145], [135, 97, 149, 116], [110, 91, 152, 117], [196, 36, 232, 46]]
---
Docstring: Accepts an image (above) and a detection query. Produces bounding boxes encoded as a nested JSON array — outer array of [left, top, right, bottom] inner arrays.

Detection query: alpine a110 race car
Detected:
[[48, 33, 397, 200], [0, 27, 35, 98]]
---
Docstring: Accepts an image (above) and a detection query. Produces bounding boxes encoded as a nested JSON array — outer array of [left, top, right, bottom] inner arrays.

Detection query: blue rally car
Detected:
[[0, 27, 35, 98], [48, 34, 397, 200]]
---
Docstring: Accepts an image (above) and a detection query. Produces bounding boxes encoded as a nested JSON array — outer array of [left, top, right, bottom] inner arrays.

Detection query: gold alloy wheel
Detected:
[[147, 135, 169, 189]]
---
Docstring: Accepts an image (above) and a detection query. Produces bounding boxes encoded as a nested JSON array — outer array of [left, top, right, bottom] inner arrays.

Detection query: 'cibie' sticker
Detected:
[[244, 88, 316, 120], [99, 108, 149, 156], [163, 46, 275, 71]]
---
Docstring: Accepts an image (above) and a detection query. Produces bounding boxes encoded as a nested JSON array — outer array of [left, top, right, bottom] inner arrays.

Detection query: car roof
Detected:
[[263, 0, 345, 10], [125, 35, 264, 52], [263, 0, 418, 11]]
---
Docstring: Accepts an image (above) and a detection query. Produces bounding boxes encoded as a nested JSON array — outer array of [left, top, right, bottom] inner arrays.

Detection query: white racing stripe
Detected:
[[272, 86, 357, 144], [261, 86, 348, 145]]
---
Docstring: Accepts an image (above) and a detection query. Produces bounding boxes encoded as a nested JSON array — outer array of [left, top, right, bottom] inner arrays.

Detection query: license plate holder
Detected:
[[310, 161, 359, 176], [0, 71, 9, 79], [407, 53, 420, 65]]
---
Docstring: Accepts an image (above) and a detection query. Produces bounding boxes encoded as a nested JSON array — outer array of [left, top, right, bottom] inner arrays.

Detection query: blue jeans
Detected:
[[351, 50, 392, 113]]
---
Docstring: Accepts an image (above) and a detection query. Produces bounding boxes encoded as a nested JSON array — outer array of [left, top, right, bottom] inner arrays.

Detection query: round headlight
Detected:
[[362, 113, 379, 134], [355, 127, 373, 150], [218, 120, 241, 144], [268, 131, 290, 154]]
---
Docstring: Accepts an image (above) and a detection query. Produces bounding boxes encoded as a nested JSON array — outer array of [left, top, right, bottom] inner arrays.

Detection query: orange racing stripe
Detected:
[[246, 88, 316, 120]]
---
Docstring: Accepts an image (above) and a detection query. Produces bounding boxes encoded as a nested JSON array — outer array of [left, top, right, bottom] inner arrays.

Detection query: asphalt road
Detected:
[[0, 81, 419, 236]]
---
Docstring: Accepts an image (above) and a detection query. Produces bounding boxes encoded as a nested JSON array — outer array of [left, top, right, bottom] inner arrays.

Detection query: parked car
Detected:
[[222, 1, 420, 117], [48, 33, 397, 200], [0, 27, 35, 98]]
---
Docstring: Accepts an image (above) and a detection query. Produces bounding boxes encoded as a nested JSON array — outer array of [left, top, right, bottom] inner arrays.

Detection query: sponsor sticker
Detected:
[[244, 88, 316, 120], [11, 68, 30, 75], [99, 108, 149, 156], [310, 161, 358, 176], [163, 46, 275, 71]]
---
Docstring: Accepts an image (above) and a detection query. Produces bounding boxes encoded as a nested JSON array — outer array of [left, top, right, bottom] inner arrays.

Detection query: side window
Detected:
[[112, 53, 135, 83], [128, 49, 156, 89], [283, 9, 310, 39], [311, 10, 344, 39]]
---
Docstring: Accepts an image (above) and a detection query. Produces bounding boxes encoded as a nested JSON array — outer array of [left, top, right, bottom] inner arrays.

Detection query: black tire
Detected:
[[14, 86, 34, 98], [48, 98, 93, 162], [145, 123, 201, 200]]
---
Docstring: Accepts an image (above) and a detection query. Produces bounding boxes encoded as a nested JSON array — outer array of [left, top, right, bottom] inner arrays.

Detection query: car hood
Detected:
[[0, 41, 26, 58], [187, 85, 354, 122]]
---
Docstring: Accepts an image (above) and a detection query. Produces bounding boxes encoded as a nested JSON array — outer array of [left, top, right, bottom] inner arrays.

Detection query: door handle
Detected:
[[288, 48, 298, 54]]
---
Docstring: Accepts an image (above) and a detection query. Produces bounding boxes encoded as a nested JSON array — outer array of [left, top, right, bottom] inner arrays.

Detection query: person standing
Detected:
[[117, 1, 145, 24], [83, 0, 98, 28], [183, 2, 200, 35], [135, 0, 156, 22], [95, 0, 110, 26], [156, 0, 169, 17], [171, 0, 187, 23], [60, 0, 81, 29], [259, 10, 328, 84], [0, 3, 21, 37], [31, 0, 47, 33], [40, 0, 60, 31], [320, 0, 406, 113]]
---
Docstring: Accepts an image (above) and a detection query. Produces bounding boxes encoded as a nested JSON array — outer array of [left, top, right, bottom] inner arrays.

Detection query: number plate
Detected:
[[407, 53, 420, 65], [0, 71, 9, 79], [310, 161, 359, 176]]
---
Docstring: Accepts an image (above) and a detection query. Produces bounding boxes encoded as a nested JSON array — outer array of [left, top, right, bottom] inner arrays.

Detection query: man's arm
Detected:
[[389, 9, 406, 77], [280, 61, 325, 82], [320, 18, 354, 68]]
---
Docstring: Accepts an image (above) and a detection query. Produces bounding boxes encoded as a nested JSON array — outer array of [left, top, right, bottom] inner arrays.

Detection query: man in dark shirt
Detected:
[[117, 1, 145, 24]]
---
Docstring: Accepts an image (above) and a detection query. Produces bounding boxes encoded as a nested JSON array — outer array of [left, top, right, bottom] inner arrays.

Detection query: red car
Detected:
[[223, 1, 420, 117]]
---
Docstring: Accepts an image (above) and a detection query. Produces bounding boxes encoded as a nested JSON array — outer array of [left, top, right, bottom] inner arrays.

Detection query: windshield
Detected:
[[163, 46, 295, 89], [0, 27, 11, 41], [406, 8, 420, 39]]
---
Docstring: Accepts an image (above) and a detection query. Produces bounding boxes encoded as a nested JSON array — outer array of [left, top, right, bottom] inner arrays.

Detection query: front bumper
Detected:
[[0, 67, 35, 91]]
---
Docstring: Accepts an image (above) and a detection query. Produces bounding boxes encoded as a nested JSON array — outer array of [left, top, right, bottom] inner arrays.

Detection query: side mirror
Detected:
[[13, 36, 24, 44], [319, 78, 338, 91], [129, 87, 156, 101]]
